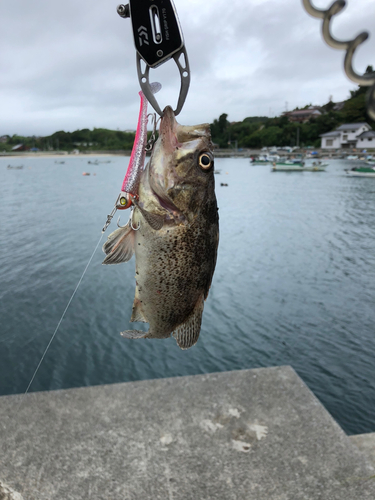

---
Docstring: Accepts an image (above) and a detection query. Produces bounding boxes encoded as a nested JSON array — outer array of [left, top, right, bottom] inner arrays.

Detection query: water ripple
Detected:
[[0, 157, 374, 434]]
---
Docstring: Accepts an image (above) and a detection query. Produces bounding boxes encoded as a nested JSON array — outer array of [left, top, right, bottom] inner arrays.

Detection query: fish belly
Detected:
[[132, 214, 209, 340]]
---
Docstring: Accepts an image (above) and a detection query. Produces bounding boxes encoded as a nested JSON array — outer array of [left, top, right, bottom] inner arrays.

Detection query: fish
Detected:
[[102, 106, 219, 349]]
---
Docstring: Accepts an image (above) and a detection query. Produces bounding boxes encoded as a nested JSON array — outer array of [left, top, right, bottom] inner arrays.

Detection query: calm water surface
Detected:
[[0, 155, 374, 435]]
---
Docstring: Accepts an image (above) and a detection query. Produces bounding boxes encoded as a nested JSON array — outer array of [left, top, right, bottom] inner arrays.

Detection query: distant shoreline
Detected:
[[0, 152, 131, 159]]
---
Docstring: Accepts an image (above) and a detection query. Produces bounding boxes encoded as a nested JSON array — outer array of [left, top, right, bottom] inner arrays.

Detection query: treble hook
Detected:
[[130, 207, 141, 231], [117, 207, 140, 231], [117, 215, 128, 229], [145, 113, 159, 151]]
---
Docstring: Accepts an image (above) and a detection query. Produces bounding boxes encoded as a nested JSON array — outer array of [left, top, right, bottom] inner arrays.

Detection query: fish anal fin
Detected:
[[121, 329, 148, 339], [130, 298, 147, 323], [173, 296, 204, 350], [102, 224, 135, 265]]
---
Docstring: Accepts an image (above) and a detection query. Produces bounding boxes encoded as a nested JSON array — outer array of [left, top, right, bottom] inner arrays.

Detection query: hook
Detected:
[[145, 112, 158, 151], [117, 215, 129, 229], [116, 207, 140, 230], [130, 207, 141, 231]]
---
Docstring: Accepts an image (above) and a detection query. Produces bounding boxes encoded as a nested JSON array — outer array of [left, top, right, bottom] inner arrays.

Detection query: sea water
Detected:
[[0, 155, 374, 435]]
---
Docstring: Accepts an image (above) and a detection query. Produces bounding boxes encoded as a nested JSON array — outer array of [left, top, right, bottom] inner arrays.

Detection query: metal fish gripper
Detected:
[[117, 0, 190, 117]]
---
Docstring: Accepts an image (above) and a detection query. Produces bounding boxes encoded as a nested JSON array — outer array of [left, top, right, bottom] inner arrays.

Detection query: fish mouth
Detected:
[[159, 106, 180, 154], [160, 106, 211, 151]]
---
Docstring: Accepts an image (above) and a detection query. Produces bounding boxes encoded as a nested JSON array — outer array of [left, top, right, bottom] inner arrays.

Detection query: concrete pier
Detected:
[[0, 366, 374, 499]]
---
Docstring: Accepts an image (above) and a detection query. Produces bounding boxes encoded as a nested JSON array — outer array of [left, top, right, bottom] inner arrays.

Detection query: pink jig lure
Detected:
[[118, 82, 162, 210]]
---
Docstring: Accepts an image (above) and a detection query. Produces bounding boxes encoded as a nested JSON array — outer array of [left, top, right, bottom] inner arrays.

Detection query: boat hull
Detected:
[[346, 171, 375, 177], [272, 164, 327, 172]]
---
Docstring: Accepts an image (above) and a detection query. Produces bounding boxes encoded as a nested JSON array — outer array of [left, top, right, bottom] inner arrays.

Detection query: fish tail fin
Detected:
[[102, 224, 135, 264], [120, 329, 148, 339], [173, 296, 204, 350]]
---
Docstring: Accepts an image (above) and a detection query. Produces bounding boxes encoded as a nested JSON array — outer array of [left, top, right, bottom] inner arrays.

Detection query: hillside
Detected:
[[1, 128, 136, 153], [210, 70, 374, 149]]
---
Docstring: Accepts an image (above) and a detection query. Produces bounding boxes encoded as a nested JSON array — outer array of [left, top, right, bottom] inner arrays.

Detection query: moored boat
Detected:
[[272, 161, 327, 172], [250, 154, 280, 165], [346, 166, 375, 177]]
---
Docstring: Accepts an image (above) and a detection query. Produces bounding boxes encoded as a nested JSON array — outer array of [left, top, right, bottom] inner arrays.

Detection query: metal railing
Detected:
[[302, 0, 375, 119]]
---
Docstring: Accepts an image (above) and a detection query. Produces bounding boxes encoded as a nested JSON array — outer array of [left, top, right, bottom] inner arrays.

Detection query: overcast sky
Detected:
[[1, 0, 375, 136]]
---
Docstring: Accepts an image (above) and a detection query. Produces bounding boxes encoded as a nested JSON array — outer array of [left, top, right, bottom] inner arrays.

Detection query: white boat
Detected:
[[250, 154, 280, 165], [346, 166, 375, 177], [268, 154, 281, 162], [272, 161, 327, 172], [346, 155, 359, 160]]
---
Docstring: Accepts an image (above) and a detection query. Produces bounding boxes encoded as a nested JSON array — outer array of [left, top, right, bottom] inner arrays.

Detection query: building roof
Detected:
[[335, 123, 370, 131], [320, 131, 340, 137], [287, 109, 321, 116], [356, 130, 375, 139]]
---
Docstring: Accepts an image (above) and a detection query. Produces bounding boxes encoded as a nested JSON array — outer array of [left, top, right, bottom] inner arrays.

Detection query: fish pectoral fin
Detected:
[[130, 298, 147, 323], [120, 329, 148, 339], [140, 209, 164, 230], [173, 296, 204, 350], [102, 224, 135, 264], [133, 200, 164, 230]]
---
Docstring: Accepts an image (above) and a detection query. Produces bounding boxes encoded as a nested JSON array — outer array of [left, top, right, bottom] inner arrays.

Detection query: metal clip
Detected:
[[302, 0, 375, 119], [102, 201, 119, 233], [145, 113, 160, 151], [117, 0, 190, 116]]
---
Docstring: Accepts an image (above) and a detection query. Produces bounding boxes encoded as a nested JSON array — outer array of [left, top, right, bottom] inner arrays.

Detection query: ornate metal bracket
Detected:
[[302, 0, 375, 119]]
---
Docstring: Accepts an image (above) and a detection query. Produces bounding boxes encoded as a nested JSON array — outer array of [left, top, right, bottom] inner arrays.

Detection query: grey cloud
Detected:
[[1, 0, 374, 136]]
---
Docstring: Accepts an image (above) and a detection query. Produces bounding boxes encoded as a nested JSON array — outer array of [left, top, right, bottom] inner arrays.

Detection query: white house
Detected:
[[356, 130, 375, 149], [319, 130, 341, 149], [320, 123, 371, 149]]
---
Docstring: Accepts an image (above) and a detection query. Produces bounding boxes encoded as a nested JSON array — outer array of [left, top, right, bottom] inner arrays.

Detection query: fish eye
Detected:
[[198, 152, 213, 170]]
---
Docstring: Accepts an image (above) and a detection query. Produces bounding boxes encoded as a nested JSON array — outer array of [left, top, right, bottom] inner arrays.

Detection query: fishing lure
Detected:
[[102, 82, 161, 233]]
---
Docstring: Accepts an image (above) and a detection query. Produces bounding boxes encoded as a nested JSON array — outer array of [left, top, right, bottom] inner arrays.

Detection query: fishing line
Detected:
[[18, 232, 104, 409]]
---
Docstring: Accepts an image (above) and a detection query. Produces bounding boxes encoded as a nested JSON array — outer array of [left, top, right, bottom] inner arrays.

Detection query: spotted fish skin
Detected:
[[103, 106, 219, 349]]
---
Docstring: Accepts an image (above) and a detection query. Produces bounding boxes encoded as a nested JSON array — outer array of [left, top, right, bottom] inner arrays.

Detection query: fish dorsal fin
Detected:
[[130, 298, 147, 323], [173, 296, 204, 350], [102, 224, 135, 264]]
